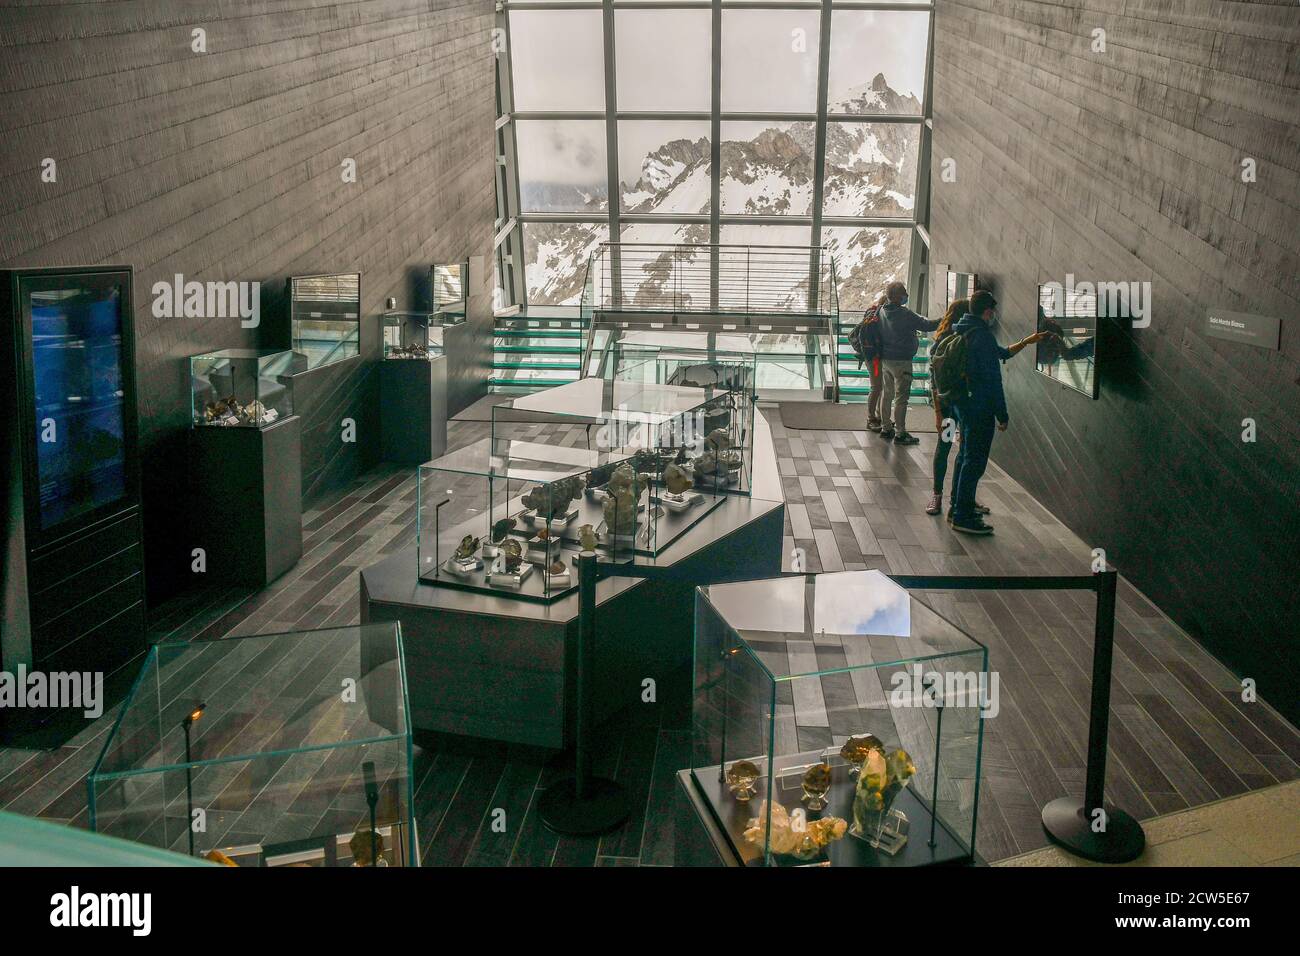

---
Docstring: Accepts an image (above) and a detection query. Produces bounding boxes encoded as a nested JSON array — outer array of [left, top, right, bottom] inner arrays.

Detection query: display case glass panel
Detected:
[[289, 273, 360, 370], [88, 623, 417, 866], [382, 311, 464, 359], [190, 348, 295, 427], [417, 438, 638, 601], [22, 274, 132, 531], [1036, 284, 1099, 399], [692, 570, 986, 867]]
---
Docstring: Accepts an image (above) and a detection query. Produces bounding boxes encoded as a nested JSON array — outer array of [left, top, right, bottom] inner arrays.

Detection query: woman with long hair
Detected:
[[925, 297, 968, 515]]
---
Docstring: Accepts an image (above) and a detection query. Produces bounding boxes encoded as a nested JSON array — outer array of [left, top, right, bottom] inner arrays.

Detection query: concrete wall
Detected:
[[930, 0, 1300, 721], [0, 0, 497, 602]]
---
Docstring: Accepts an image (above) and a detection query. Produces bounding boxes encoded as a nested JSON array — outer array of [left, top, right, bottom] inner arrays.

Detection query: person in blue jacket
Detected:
[[948, 290, 1044, 534]]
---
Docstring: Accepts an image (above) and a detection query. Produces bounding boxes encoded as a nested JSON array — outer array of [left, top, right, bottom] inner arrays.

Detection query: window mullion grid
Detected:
[[603, 0, 622, 308]]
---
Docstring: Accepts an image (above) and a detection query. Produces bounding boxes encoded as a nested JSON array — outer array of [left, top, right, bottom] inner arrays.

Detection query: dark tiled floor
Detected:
[[1, 407, 1296, 866]]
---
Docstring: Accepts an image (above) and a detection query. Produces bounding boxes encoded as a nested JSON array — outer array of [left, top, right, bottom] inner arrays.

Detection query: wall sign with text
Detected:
[[1205, 309, 1281, 351]]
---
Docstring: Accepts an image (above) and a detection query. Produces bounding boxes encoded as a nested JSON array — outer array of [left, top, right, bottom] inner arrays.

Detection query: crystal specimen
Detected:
[[577, 523, 599, 552], [662, 462, 693, 496], [725, 759, 760, 801], [840, 734, 886, 773], [454, 535, 480, 560], [801, 762, 833, 811], [491, 517, 516, 544]]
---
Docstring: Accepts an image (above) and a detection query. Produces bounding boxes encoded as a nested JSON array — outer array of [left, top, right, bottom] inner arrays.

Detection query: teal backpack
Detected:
[[930, 328, 971, 404]]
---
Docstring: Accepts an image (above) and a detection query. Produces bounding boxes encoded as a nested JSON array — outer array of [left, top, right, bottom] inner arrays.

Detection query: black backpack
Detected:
[[847, 306, 883, 368]]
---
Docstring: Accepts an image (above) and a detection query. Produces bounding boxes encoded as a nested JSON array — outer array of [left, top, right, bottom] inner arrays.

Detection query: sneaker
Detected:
[[925, 492, 942, 515], [975, 502, 991, 515], [866, 419, 883, 432], [880, 428, 896, 441], [951, 517, 994, 535], [893, 432, 920, 445]]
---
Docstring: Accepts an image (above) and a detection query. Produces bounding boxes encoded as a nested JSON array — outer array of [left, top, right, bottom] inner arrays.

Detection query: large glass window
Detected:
[[823, 122, 921, 218], [523, 222, 609, 307], [516, 120, 609, 214], [616, 9, 711, 111], [619, 121, 711, 215], [508, 10, 604, 111], [827, 11, 929, 116], [501, 2, 933, 312]]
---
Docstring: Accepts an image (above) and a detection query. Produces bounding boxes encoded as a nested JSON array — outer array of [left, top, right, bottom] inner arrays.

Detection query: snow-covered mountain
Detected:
[[526, 74, 919, 313]]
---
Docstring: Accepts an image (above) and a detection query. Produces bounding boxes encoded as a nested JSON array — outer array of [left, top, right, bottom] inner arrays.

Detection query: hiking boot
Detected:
[[925, 492, 943, 515], [879, 427, 895, 441], [893, 432, 920, 445], [866, 419, 882, 432], [951, 517, 994, 535]]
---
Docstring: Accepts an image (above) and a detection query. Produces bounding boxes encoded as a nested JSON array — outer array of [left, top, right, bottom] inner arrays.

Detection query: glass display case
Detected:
[[88, 623, 417, 867], [418, 438, 643, 601], [190, 348, 295, 427], [382, 310, 465, 360], [492, 377, 753, 499], [692, 570, 986, 867]]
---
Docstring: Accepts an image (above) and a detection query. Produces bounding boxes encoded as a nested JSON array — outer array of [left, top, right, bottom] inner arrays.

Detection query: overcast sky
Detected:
[[510, 7, 930, 185]]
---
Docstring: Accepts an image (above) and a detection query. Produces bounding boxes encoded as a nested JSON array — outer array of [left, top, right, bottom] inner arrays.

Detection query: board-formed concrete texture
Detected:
[[929, 0, 1300, 724], [0, 0, 499, 604]]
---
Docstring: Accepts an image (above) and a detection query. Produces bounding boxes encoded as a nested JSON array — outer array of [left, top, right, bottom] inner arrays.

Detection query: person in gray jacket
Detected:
[[877, 281, 939, 445]]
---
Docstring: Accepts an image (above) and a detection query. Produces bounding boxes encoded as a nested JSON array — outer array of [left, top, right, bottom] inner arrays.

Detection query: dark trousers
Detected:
[[951, 404, 996, 521], [933, 403, 956, 494]]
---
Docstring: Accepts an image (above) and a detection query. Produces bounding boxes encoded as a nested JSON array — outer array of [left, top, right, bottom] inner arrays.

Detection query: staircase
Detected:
[[489, 318, 586, 392], [834, 318, 932, 405]]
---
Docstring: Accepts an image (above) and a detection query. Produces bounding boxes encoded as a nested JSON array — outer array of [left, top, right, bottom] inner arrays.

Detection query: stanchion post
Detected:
[[537, 550, 631, 836], [1041, 569, 1145, 862]]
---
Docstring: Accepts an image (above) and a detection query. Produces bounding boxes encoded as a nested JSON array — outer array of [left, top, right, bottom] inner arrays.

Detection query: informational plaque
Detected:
[[1205, 309, 1281, 351]]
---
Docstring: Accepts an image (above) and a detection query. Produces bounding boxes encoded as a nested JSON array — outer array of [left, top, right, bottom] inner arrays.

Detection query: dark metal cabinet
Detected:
[[0, 266, 146, 742]]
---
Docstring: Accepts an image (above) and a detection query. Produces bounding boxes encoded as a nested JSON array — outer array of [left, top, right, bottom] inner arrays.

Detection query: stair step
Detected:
[[494, 344, 582, 354], [491, 361, 582, 371], [488, 377, 576, 389], [494, 328, 583, 338]]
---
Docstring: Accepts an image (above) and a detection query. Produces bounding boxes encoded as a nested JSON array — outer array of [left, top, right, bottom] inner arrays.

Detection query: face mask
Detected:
[[986, 312, 998, 328], [900, 295, 909, 306]]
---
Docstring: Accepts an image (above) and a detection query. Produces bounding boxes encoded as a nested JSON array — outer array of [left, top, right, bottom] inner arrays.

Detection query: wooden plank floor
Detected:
[[1, 407, 1296, 865]]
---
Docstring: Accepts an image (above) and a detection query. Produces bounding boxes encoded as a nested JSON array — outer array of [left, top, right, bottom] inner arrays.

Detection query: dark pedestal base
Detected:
[[537, 778, 631, 836], [380, 356, 447, 464], [188, 415, 302, 587], [1042, 797, 1146, 863]]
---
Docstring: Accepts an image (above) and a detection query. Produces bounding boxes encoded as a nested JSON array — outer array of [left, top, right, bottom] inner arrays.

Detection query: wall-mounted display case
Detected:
[[89, 623, 417, 866], [382, 310, 465, 360], [190, 348, 295, 427], [288, 272, 360, 370], [692, 569, 986, 867]]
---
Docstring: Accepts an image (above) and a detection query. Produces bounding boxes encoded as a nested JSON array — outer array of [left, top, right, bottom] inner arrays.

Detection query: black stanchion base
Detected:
[[1042, 797, 1146, 863], [537, 777, 631, 836]]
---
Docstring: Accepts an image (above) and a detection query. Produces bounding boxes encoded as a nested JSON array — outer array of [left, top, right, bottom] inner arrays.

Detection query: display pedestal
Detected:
[[381, 355, 448, 464], [188, 415, 303, 587]]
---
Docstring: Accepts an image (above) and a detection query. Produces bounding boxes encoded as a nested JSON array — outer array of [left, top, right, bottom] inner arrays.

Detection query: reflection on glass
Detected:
[[1036, 285, 1099, 399], [721, 9, 821, 112], [290, 273, 360, 370], [822, 226, 911, 313], [946, 271, 977, 307], [433, 262, 467, 315], [618, 122, 711, 216], [822, 122, 920, 218], [508, 9, 604, 111], [28, 281, 128, 529], [827, 11, 929, 116], [515, 120, 608, 214], [523, 222, 609, 306], [615, 9, 711, 111], [190, 349, 295, 428], [720, 121, 815, 217]]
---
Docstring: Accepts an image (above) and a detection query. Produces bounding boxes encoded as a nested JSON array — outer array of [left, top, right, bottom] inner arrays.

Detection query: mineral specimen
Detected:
[[840, 734, 886, 773], [577, 523, 599, 552], [454, 534, 480, 560], [850, 746, 916, 842], [725, 759, 761, 801], [743, 801, 848, 860], [801, 762, 833, 811], [491, 517, 516, 544], [349, 827, 385, 867], [522, 483, 573, 521], [662, 462, 693, 496], [548, 559, 567, 576], [501, 538, 523, 572], [603, 488, 638, 536], [606, 463, 646, 500]]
